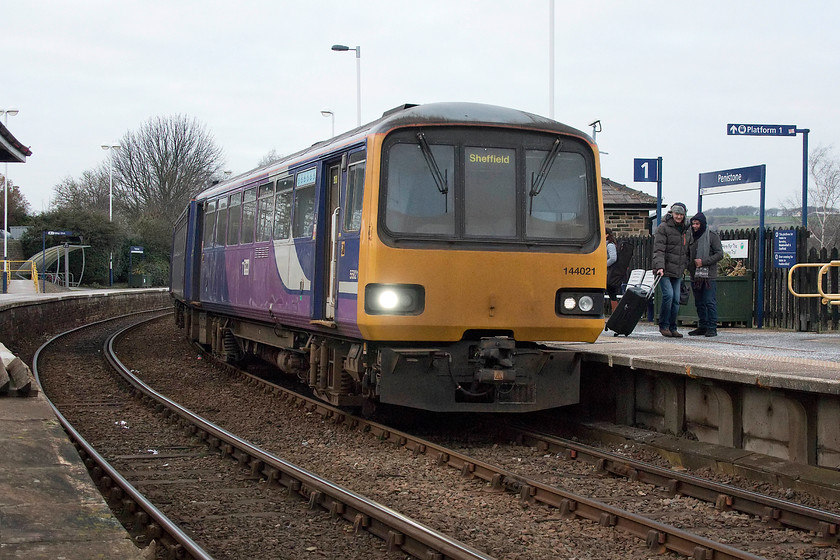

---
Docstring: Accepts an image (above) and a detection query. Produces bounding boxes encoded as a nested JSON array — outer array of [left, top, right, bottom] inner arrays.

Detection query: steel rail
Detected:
[[508, 424, 839, 545], [32, 310, 212, 560], [188, 341, 766, 559], [107, 318, 494, 560]]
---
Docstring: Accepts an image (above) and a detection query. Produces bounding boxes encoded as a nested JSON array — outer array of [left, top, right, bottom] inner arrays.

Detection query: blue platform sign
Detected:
[[773, 229, 797, 268], [727, 124, 797, 137], [699, 165, 764, 195], [633, 158, 659, 182], [130, 246, 144, 254], [47, 230, 73, 236]]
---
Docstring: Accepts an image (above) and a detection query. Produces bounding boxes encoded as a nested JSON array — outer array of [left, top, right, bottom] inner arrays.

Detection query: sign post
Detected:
[[41, 230, 74, 293], [727, 123, 809, 227], [633, 157, 662, 225], [698, 165, 766, 328]]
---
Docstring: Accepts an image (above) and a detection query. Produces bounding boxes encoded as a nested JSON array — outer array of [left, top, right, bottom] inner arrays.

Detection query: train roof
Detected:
[[195, 102, 591, 201]]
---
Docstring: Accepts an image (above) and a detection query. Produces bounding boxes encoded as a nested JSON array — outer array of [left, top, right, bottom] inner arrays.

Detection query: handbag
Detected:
[[694, 266, 710, 279], [679, 282, 690, 305]]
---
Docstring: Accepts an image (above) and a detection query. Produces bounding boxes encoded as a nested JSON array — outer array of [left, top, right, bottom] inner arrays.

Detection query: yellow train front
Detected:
[[356, 103, 605, 412]]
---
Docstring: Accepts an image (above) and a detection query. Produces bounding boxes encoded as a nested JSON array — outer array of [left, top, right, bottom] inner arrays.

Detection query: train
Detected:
[[170, 102, 606, 413]]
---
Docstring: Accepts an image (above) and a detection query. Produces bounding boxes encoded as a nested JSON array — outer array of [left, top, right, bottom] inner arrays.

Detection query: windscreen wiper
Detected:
[[416, 131, 449, 213], [529, 137, 562, 215]]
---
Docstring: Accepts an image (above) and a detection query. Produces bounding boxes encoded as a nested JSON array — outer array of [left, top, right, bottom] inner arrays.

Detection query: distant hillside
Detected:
[[704, 206, 799, 230]]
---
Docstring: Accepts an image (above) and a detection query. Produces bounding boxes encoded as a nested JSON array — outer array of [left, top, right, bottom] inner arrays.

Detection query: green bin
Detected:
[[654, 271, 753, 327]]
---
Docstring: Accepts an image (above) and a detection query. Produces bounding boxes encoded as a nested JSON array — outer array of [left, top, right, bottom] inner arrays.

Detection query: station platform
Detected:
[[0, 395, 145, 559], [552, 322, 840, 395]]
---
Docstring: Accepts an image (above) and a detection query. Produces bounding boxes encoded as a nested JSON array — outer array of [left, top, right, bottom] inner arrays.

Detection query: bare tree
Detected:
[[783, 145, 840, 249], [50, 166, 111, 213], [257, 148, 283, 168], [112, 115, 224, 225]]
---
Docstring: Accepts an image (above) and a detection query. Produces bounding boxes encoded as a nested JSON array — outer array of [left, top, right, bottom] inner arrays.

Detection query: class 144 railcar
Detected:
[[170, 102, 606, 413]]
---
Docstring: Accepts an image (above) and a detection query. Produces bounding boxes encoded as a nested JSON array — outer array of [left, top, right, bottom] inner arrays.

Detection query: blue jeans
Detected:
[[658, 276, 682, 331], [692, 280, 718, 329]]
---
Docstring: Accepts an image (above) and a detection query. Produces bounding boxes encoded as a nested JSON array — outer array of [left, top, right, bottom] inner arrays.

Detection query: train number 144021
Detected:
[[563, 266, 596, 275]]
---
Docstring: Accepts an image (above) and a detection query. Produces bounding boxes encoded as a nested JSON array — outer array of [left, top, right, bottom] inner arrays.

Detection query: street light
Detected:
[[1, 108, 19, 266], [331, 44, 361, 127], [321, 110, 335, 137], [101, 143, 121, 286]]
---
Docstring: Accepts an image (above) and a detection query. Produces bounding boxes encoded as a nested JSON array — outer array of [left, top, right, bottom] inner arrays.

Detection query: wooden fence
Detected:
[[619, 226, 839, 332]]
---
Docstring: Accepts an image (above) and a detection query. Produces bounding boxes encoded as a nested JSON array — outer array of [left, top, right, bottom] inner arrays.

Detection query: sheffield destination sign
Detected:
[[727, 123, 797, 137]]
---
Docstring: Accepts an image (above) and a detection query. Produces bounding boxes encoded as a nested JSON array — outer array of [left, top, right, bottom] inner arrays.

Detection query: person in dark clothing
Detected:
[[605, 228, 619, 312], [687, 212, 724, 337], [652, 202, 689, 337]]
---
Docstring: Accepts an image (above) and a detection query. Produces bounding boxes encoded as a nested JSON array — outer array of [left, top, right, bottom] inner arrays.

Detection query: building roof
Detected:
[[0, 121, 32, 163], [602, 177, 659, 210]]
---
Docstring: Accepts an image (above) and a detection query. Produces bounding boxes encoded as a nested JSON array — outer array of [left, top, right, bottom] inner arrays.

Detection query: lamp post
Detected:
[[331, 44, 361, 127], [1, 108, 19, 269], [320, 110, 335, 137], [101, 143, 121, 286]]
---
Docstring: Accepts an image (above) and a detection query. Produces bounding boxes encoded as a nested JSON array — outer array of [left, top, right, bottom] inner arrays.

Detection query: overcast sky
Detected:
[[3, 1, 838, 216]]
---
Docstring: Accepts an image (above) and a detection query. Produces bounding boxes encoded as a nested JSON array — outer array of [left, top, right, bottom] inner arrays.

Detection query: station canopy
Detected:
[[20, 245, 91, 286], [0, 121, 31, 163]]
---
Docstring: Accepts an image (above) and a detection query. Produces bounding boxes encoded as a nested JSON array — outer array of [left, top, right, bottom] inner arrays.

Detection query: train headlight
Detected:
[[578, 296, 594, 312], [556, 291, 603, 316], [365, 283, 425, 315]]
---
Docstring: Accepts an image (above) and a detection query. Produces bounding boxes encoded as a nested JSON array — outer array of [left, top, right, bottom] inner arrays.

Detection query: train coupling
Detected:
[[474, 337, 517, 382]]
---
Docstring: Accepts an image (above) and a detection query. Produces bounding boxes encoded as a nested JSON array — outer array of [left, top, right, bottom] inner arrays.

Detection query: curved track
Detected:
[[35, 312, 489, 560]]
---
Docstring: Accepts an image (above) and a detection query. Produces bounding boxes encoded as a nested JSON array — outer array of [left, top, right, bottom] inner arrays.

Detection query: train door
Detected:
[[324, 162, 341, 320]]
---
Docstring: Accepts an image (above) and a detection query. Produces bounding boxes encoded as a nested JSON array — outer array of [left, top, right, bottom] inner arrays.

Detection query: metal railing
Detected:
[[2, 260, 39, 293], [788, 261, 840, 306]]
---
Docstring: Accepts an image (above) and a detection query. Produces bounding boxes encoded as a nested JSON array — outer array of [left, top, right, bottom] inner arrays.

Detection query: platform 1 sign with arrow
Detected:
[[727, 124, 797, 137]]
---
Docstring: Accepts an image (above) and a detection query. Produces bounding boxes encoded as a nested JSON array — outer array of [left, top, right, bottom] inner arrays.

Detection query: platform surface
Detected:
[[0, 395, 145, 559]]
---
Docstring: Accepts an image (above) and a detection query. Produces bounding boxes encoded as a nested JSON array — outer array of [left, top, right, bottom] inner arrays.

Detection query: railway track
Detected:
[[35, 312, 840, 558], [119, 315, 839, 559], [35, 312, 490, 560]]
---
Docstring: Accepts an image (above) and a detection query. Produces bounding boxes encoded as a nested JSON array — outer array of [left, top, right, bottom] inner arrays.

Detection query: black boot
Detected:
[[688, 327, 707, 336]]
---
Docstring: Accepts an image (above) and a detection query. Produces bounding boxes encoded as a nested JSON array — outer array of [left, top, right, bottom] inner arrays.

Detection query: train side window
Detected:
[[292, 169, 316, 238], [241, 187, 257, 244], [524, 150, 590, 239], [215, 197, 228, 246], [344, 152, 365, 232], [256, 181, 275, 242], [227, 192, 242, 245], [273, 177, 293, 240], [203, 199, 216, 248]]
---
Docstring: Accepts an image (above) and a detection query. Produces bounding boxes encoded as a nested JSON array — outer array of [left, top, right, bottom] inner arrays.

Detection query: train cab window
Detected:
[[241, 188, 257, 244], [385, 143, 455, 235], [464, 147, 516, 237], [203, 200, 216, 248], [256, 181, 274, 242], [227, 192, 242, 245], [215, 197, 228, 246], [524, 150, 590, 239], [344, 152, 366, 232], [293, 169, 316, 238], [273, 177, 293, 240]]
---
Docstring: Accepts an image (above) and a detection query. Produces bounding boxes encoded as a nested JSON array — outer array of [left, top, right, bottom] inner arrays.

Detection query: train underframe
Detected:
[[175, 302, 582, 413]]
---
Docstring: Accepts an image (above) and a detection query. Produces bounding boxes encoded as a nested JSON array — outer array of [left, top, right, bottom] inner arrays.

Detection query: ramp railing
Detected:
[[788, 261, 840, 306]]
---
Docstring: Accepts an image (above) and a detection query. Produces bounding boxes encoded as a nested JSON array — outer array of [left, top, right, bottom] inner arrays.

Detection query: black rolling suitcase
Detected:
[[605, 273, 660, 336]]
